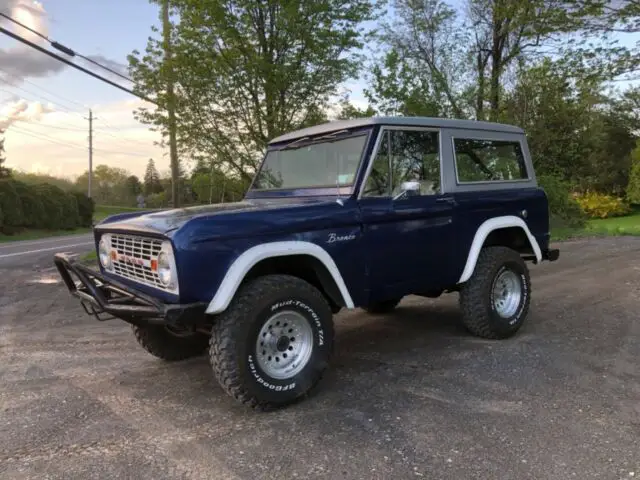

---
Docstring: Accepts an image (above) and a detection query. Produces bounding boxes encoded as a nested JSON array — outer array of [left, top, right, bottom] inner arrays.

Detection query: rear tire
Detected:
[[363, 298, 402, 314], [459, 246, 531, 339], [132, 324, 209, 361], [209, 274, 334, 410]]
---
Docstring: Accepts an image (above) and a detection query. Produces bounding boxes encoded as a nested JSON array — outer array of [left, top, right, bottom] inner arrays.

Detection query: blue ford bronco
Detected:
[[54, 117, 559, 409]]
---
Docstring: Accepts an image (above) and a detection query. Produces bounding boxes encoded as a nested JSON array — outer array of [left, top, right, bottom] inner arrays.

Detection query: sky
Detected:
[[0, 0, 169, 179], [0, 1, 638, 180]]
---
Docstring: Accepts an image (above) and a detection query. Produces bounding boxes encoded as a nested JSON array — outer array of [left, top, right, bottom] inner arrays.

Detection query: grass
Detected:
[[80, 250, 98, 264], [551, 210, 640, 241]]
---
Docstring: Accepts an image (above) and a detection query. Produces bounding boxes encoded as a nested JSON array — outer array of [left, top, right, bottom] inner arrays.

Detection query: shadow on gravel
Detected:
[[103, 303, 478, 412]]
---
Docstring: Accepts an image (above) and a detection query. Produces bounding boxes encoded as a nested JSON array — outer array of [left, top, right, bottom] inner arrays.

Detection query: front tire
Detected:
[[459, 246, 531, 339], [132, 324, 209, 361], [209, 274, 334, 410]]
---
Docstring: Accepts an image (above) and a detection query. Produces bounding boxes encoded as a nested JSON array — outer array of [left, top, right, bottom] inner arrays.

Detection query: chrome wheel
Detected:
[[492, 269, 522, 318], [255, 310, 314, 380]]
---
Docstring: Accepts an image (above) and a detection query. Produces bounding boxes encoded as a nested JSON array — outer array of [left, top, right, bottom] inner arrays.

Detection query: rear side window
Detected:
[[453, 138, 528, 183]]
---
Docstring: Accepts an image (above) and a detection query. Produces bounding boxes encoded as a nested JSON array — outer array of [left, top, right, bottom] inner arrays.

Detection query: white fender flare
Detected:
[[205, 241, 355, 315], [457, 216, 542, 284]]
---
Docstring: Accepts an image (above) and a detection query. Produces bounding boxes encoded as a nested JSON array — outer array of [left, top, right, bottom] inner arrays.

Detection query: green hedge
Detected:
[[0, 179, 94, 234], [538, 174, 586, 228], [13, 180, 46, 228], [0, 180, 24, 233], [73, 191, 95, 227]]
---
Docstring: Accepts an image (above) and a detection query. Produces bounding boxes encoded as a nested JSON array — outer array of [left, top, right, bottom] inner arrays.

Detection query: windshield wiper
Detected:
[[280, 129, 352, 150], [281, 136, 310, 150]]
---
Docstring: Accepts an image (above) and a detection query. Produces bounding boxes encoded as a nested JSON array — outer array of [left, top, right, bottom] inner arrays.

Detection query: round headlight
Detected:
[[157, 251, 173, 287], [99, 238, 111, 269]]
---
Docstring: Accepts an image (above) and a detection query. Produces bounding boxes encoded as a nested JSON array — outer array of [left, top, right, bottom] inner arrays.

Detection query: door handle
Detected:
[[436, 196, 457, 205]]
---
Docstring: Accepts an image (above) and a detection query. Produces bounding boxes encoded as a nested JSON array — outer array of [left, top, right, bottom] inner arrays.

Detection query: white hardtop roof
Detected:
[[269, 116, 524, 145]]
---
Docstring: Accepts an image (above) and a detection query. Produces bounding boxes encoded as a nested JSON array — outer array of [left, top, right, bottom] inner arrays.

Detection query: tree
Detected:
[[125, 175, 143, 197], [364, 48, 444, 117], [466, 0, 571, 121], [336, 95, 378, 120], [129, 0, 380, 181], [558, 0, 640, 78], [0, 132, 11, 178], [627, 141, 640, 204], [75, 165, 133, 206], [191, 157, 210, 178], [143, 159, 162, 196], [374, 0, 471, 118]]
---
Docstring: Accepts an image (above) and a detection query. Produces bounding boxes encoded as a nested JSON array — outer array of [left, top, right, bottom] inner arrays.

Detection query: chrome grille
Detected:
[[108, 234, 167, 290]]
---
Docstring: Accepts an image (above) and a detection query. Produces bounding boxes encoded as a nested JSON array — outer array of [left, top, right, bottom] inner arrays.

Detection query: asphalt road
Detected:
[[0, 236, 638, 480], [0, 234, 94, 269]]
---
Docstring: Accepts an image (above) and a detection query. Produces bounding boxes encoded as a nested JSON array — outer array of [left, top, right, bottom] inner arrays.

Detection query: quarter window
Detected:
[[453, 138, 528, 182], [362, 129, 441, 197]]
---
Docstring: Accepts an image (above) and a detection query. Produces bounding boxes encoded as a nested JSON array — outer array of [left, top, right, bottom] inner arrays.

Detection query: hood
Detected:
[[95, 197, 340, 235]]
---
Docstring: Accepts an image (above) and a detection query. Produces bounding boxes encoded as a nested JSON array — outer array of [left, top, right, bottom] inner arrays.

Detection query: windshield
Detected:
[[251, 133, 368, 191]]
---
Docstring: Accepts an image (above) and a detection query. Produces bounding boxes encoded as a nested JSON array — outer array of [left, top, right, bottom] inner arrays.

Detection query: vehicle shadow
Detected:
[[117, 301, 475, 411]]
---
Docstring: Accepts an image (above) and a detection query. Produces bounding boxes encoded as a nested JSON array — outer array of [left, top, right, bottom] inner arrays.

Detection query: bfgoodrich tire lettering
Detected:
[[209, 274, 334, 410], [459, 246, 531, 339]]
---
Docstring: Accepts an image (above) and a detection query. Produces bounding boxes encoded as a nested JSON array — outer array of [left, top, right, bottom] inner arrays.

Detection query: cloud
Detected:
[[0, 0, 66, 82], [84, 54, 130, 78], [0, 98, 53, 129], [0, 1, 129, 87], [3, 98, 166, 178]]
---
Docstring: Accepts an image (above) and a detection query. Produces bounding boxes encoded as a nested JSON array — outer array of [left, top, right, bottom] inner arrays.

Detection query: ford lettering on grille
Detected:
[[108, 234, 169, 291]]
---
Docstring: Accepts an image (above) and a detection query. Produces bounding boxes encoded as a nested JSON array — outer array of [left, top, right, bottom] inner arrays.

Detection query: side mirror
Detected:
[[393, 181, 420, 200]]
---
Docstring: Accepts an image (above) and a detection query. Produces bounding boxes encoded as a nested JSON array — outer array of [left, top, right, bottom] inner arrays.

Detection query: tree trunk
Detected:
[[489, 60, 501, 122], [489, 2, 502, 122], [476, 52, 486, 121]]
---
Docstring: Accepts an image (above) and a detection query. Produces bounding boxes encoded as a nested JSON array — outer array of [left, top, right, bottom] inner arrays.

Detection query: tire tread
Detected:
[[133, 325, 209, 361], [459, 246, 531, 339], [209, 274, 334, 410]]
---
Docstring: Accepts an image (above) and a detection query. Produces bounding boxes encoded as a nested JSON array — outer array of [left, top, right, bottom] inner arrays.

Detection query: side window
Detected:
[[362, 132, 390, 196], [454, 138, 528, 183], [389, 130, 440, 196]]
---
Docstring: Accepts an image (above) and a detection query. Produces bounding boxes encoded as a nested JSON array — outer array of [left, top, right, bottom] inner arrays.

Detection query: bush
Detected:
[[72, 191, 95, 227], [60, 191, 80, 230], [0, 203, 3, 230], [538, 174, 586, 228], [574, 191, 632, 219], [13, 180, 46, 228], [0, 179, 24, 233], [33, 184, 69, 230]]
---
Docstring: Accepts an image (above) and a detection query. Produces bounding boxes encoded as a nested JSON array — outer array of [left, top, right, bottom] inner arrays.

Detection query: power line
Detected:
[[0, 67, 88, 110], [1, 85, 156, 150], [11, 124, 153, 158], [0, 25, 157, 104], [10, 125, 89, 151], [0, 12, 134, 84], [0, 85, 85, 116]]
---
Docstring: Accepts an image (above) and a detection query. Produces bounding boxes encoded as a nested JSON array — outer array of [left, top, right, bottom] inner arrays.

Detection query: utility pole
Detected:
[[85, 109, 95, 198], [162, 0, 180, 208]]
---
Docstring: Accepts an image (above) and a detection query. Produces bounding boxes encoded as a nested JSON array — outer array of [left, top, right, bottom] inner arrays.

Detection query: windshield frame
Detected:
[[246, 126, 374, 197]]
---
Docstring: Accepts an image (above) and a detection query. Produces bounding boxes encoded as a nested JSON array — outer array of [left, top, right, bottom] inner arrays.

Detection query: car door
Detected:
[[358, 127, 458, 301]]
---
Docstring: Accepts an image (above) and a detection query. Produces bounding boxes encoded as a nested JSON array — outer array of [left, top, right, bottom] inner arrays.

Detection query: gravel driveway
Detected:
[[0, 236, 638, 480]]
